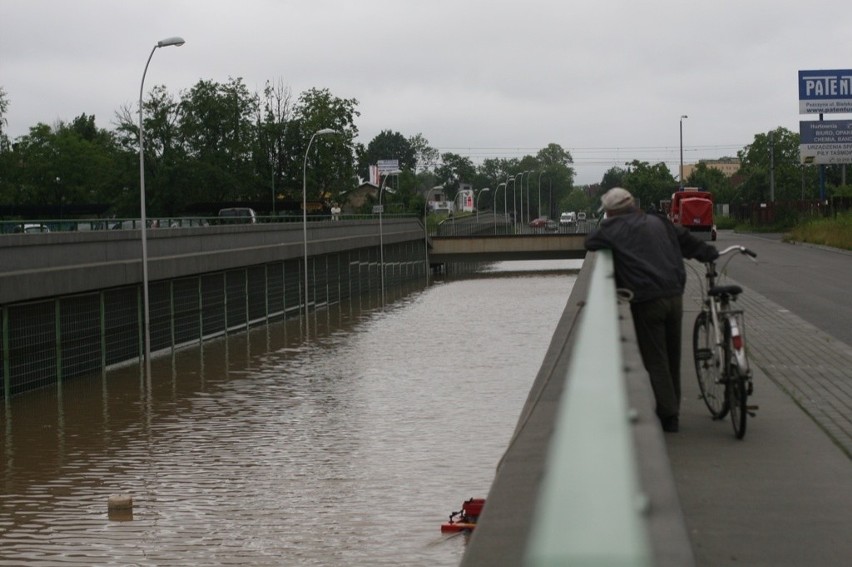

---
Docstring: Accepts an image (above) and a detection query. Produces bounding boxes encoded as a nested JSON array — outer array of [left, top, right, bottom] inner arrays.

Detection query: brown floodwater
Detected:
[[1, 261, 578, 566]]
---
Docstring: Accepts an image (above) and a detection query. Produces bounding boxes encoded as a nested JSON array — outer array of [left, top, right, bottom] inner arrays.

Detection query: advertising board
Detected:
[[799, 119, 852, 165], [798, 69, 852, 114]]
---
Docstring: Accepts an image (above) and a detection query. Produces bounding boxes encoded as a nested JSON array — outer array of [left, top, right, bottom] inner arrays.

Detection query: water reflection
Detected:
[[1, 261, 577, 566]]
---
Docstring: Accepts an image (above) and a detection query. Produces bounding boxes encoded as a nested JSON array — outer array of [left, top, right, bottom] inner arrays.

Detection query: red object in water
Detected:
[[440, 498, 485, 533]]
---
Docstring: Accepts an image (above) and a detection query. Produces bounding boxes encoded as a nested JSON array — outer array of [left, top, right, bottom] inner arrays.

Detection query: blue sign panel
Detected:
[[799, 119, 852, 165], [798, 69, 852, 114]]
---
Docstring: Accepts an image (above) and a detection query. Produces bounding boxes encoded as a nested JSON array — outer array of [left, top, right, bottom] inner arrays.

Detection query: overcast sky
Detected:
[[1, 0, 848, 184]]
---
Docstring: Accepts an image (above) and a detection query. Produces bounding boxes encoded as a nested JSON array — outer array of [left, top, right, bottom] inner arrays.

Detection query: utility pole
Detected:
[[769, 131, 775, 202]]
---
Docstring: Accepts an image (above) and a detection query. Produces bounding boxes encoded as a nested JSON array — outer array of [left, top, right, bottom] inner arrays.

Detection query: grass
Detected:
[[784, 212, 852, 250]]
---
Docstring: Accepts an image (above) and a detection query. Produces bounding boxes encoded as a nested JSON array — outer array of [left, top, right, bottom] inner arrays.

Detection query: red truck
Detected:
[[665, 188, 717, 241]]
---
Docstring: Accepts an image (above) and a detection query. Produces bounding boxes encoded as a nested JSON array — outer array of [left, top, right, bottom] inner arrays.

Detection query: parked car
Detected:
[[218, 207, 257, 224], [529, 217, 558, 232], [577, 212, 587, 222], [560, 212, 576, 226]]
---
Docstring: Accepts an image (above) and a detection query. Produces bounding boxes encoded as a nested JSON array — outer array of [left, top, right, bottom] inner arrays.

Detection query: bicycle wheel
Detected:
[[693, 311, 728, 418], [725, 320, 748, 439]]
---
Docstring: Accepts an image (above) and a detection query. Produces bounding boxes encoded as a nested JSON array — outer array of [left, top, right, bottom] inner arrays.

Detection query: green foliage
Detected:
[[295, 88, 359, 203], [601, 166, 627, 190], [685, 162, 733, 202], [408, 133, 439, 172], [560, 188, 592, 215], [434, 152, 476, 195], [620, 160, 677, 210], [786, 211, 852, 250], [0, 86, 8, 145], [356, 130, 415, 180]]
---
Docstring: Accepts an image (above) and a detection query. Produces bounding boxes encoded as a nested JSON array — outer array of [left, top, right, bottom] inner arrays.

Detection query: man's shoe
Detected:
[[662, 415, 679, 433]]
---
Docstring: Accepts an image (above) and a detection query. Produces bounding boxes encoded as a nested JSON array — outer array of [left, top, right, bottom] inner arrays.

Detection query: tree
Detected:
[[356, 130, 416, 180], [536, 143, 575, 218], [294, 88, 359, 203], [255, 79, 294, 211], [408, 133, 439, 173], [176, 78, 259, 207], [2, 118, 123, 214], [737, 127, 815, 202], [686, 162, 734, 203], [434, 152, 476, 197], [601, 166, 627, 190], [0, 86, 9, 147], [621, 160, 677, 210]]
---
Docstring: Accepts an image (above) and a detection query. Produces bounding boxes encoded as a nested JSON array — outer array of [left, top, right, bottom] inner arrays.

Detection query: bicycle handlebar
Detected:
[[717, 245, 757, 259]]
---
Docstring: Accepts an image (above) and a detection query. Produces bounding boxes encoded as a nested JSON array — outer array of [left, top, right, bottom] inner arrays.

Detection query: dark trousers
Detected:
[[630, 295, 683, 419]]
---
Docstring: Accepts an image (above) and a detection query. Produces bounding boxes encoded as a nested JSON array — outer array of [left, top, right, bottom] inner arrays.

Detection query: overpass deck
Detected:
[[428, 233, 588, 262]]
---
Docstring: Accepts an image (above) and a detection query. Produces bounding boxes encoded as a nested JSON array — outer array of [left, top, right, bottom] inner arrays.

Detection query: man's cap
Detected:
[[599, 187, 636, 213]]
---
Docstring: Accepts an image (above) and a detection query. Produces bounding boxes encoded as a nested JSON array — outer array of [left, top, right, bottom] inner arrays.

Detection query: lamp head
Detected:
[[316, 128, 339, 136], [157, 36, 186, 48], [681, 114, 688, 120]]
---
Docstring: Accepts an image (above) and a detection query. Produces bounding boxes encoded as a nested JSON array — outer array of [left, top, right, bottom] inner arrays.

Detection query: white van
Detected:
[[559, 212, 576, 226]]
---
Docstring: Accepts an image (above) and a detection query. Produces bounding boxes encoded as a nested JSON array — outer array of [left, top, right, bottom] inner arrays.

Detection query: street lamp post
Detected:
[[679, 115, 688, 189], [379, 170, 401, 307], [493, 182, 506, 234], [139, 35, 184, 381], [302, 128, 338, 338], [476, 187, 490, 222], [511, 175, 519, 230], [525, 171, 532, 223], [537, 171, 545, 218], [516, 171, 524, 226], [505, 175, 514, 230]]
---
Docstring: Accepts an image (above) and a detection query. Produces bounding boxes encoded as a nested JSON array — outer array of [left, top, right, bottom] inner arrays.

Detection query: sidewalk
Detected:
[[665, 266, 852, 566]]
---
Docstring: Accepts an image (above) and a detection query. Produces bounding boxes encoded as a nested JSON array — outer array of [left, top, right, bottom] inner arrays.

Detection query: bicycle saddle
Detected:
[[709, 285, 743, 297]]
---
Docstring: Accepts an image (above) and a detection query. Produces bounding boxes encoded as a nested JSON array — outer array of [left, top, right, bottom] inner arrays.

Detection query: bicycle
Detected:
[[691, 245, 758, 439]]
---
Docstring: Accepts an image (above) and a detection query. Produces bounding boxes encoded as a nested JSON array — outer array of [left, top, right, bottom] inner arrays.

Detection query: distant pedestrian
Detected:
[[585, 188, 719, 433]]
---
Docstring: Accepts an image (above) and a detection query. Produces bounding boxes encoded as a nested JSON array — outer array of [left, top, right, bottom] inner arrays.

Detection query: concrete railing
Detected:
[[461, 251, 693, 567]]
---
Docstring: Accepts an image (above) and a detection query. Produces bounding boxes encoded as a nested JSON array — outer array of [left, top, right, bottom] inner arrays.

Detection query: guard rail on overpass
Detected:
[[427, 210, 595, 263], [0, 217, 425, 305]]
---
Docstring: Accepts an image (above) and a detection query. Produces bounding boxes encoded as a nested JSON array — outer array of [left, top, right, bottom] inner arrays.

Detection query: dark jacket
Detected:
[[584, 209, 719, 303]]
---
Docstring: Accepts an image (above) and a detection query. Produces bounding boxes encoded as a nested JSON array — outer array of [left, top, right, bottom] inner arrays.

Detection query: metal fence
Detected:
[[1, 241, 428, 399], [733, 196, 851, 226]]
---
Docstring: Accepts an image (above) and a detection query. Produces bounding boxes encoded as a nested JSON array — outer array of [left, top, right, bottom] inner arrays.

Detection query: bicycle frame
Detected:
[[701, 261, 749, 378], [690, 244, 758, 438]]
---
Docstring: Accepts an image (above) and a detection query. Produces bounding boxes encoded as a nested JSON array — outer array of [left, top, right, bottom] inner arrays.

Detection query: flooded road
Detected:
[[1, 261, 578, 566]]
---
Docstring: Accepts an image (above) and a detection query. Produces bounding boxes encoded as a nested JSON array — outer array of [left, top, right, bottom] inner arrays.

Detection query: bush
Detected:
[[785, 212, 852, 250]]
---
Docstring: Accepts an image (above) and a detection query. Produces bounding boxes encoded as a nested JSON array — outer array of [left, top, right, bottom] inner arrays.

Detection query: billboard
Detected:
[[798, 69, 852, 114], [799, 119, 852, 165]]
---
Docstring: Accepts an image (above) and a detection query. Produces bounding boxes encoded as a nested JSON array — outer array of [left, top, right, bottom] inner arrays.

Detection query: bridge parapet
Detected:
[[460, 251, 693, 567]]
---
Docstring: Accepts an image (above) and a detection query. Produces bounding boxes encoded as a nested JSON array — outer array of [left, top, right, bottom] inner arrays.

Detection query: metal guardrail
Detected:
[[524, 250, 652, 566]]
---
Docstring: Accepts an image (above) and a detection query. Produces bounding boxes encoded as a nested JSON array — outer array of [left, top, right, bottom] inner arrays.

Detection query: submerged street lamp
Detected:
[[139, 35, 185, 380], [302, 128, 339, 338]]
